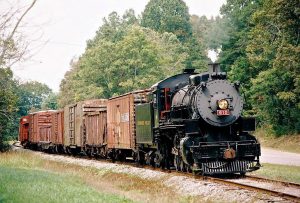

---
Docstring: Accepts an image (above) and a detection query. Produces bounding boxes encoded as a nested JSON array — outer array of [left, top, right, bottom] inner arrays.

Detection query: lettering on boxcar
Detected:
[[121, 113, 129, 122], [137, 120, 150, 126]]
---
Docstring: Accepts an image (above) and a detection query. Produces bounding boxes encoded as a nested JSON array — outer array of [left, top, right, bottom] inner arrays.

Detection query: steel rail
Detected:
[[204, 175, 300, 202], [246, 175, 300, 188]]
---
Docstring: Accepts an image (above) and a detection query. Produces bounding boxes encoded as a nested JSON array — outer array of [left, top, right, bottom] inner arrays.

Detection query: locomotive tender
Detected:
[[19, 63, 261, 175]]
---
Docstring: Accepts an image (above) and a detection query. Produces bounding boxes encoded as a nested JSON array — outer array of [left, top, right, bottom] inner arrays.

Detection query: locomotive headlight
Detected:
[[218, 99, 228, 110]]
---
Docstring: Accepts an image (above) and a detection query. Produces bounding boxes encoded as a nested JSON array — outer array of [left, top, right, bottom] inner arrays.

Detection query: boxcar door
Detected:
[[69, 106, 76, 145]]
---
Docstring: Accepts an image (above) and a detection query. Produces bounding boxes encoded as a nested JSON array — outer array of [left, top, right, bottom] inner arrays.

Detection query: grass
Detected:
[[0, 151, 131, 203], [255, 129, 300, 154], [0, 167, 129, 203], [0, 151, 204, 203], [249, 163, 300, 184]]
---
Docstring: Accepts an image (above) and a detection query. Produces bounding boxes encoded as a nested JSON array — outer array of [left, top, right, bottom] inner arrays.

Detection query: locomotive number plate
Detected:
[[217, 109, 230, 116]]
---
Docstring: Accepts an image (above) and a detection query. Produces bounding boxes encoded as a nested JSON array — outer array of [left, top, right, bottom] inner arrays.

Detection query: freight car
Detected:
[[19, 115, 30, 146], [28, 110, 55, 150], [63, 99, 107, 155], [106, 90, 149, 161], [19, 63, 261, 175]]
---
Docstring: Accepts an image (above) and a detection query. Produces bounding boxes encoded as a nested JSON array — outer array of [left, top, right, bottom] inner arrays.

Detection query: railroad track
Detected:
[[134, 163, 300, 202], [204, 175, 300, 202], [120, 161, 300, 202]]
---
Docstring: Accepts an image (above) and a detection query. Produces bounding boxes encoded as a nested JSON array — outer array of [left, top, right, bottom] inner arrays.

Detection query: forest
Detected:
[[0, 0, 299, 151]]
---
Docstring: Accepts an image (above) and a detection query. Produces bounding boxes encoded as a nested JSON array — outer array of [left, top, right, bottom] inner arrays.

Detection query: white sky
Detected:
[[6, 0, 226, 92]]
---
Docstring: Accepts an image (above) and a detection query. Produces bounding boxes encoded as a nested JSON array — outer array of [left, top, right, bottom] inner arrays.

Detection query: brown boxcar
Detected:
[[19, 115, 30, 145], [84, 102, 107, 156], [107, 90, 149, 152], [64, 99, 107, 152], [51, 110, 64, 148], [29, 111, 54, 148]]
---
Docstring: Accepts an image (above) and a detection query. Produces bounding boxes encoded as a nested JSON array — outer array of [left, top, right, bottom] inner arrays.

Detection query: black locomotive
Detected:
[[135, 63, 261, 175]]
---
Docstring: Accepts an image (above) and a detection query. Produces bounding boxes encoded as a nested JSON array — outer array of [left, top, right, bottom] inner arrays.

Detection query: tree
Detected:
[[219, 0, 262, 75], [87, 9, 138, 47], [219, 0, 299, 135], [141, 0, 192, 42], [0, 68, 18, 151], [248, 0, 300, 135], [59, 11, 188, 103], [0, 0, 37, 68], [42, 93, 58, 110], [218, 0, 263, 113], [59, 24, 187, 102], [190, 15, 230, 51], [17, 81, 52, 115], [0, 0, 37, 151], [57, 58, 80, 107], [141, 0, 208, 69]]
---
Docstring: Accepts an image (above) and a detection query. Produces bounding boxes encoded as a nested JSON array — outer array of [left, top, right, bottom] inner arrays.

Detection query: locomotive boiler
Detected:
[[135, 63, 261, 174]]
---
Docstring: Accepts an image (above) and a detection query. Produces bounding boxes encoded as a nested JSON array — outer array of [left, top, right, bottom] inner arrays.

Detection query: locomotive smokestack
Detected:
[[208, 63, 221, 74], [208, 63, 226, 80]]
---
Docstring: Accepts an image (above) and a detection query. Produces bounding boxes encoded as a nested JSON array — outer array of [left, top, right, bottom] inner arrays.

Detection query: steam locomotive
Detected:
[[135, 63, 261, 174], [19, 63, 261, 175]]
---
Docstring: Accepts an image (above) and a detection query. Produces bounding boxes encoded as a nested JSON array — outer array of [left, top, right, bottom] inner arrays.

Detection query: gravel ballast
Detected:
[[35, 152, 287, 203]]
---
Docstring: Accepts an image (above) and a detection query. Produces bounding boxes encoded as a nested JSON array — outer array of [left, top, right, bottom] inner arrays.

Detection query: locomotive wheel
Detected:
[[145, 152, 155, 167], [180, 160, 187, 172], [154, 152, 163, 168], [187, 165, 192, 173], [174, 155, 180, 171]]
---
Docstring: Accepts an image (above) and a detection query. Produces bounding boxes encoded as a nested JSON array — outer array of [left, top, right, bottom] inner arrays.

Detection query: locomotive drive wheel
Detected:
[[154, 151, 163, 168], [174, 155, 189, 172], [180, 159, 187, 172], [174, 155, 180, 171]]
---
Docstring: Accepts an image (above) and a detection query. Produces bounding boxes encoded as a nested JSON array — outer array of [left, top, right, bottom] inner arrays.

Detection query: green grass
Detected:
[[0, 151, 132, 203], [250, 163, 300, 184], [0, 151, 199, 203], [0, 166, 130, 203]]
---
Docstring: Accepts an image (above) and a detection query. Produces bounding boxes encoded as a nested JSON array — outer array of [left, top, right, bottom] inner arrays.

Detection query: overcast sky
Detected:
[[6, 0, 226, 92]]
